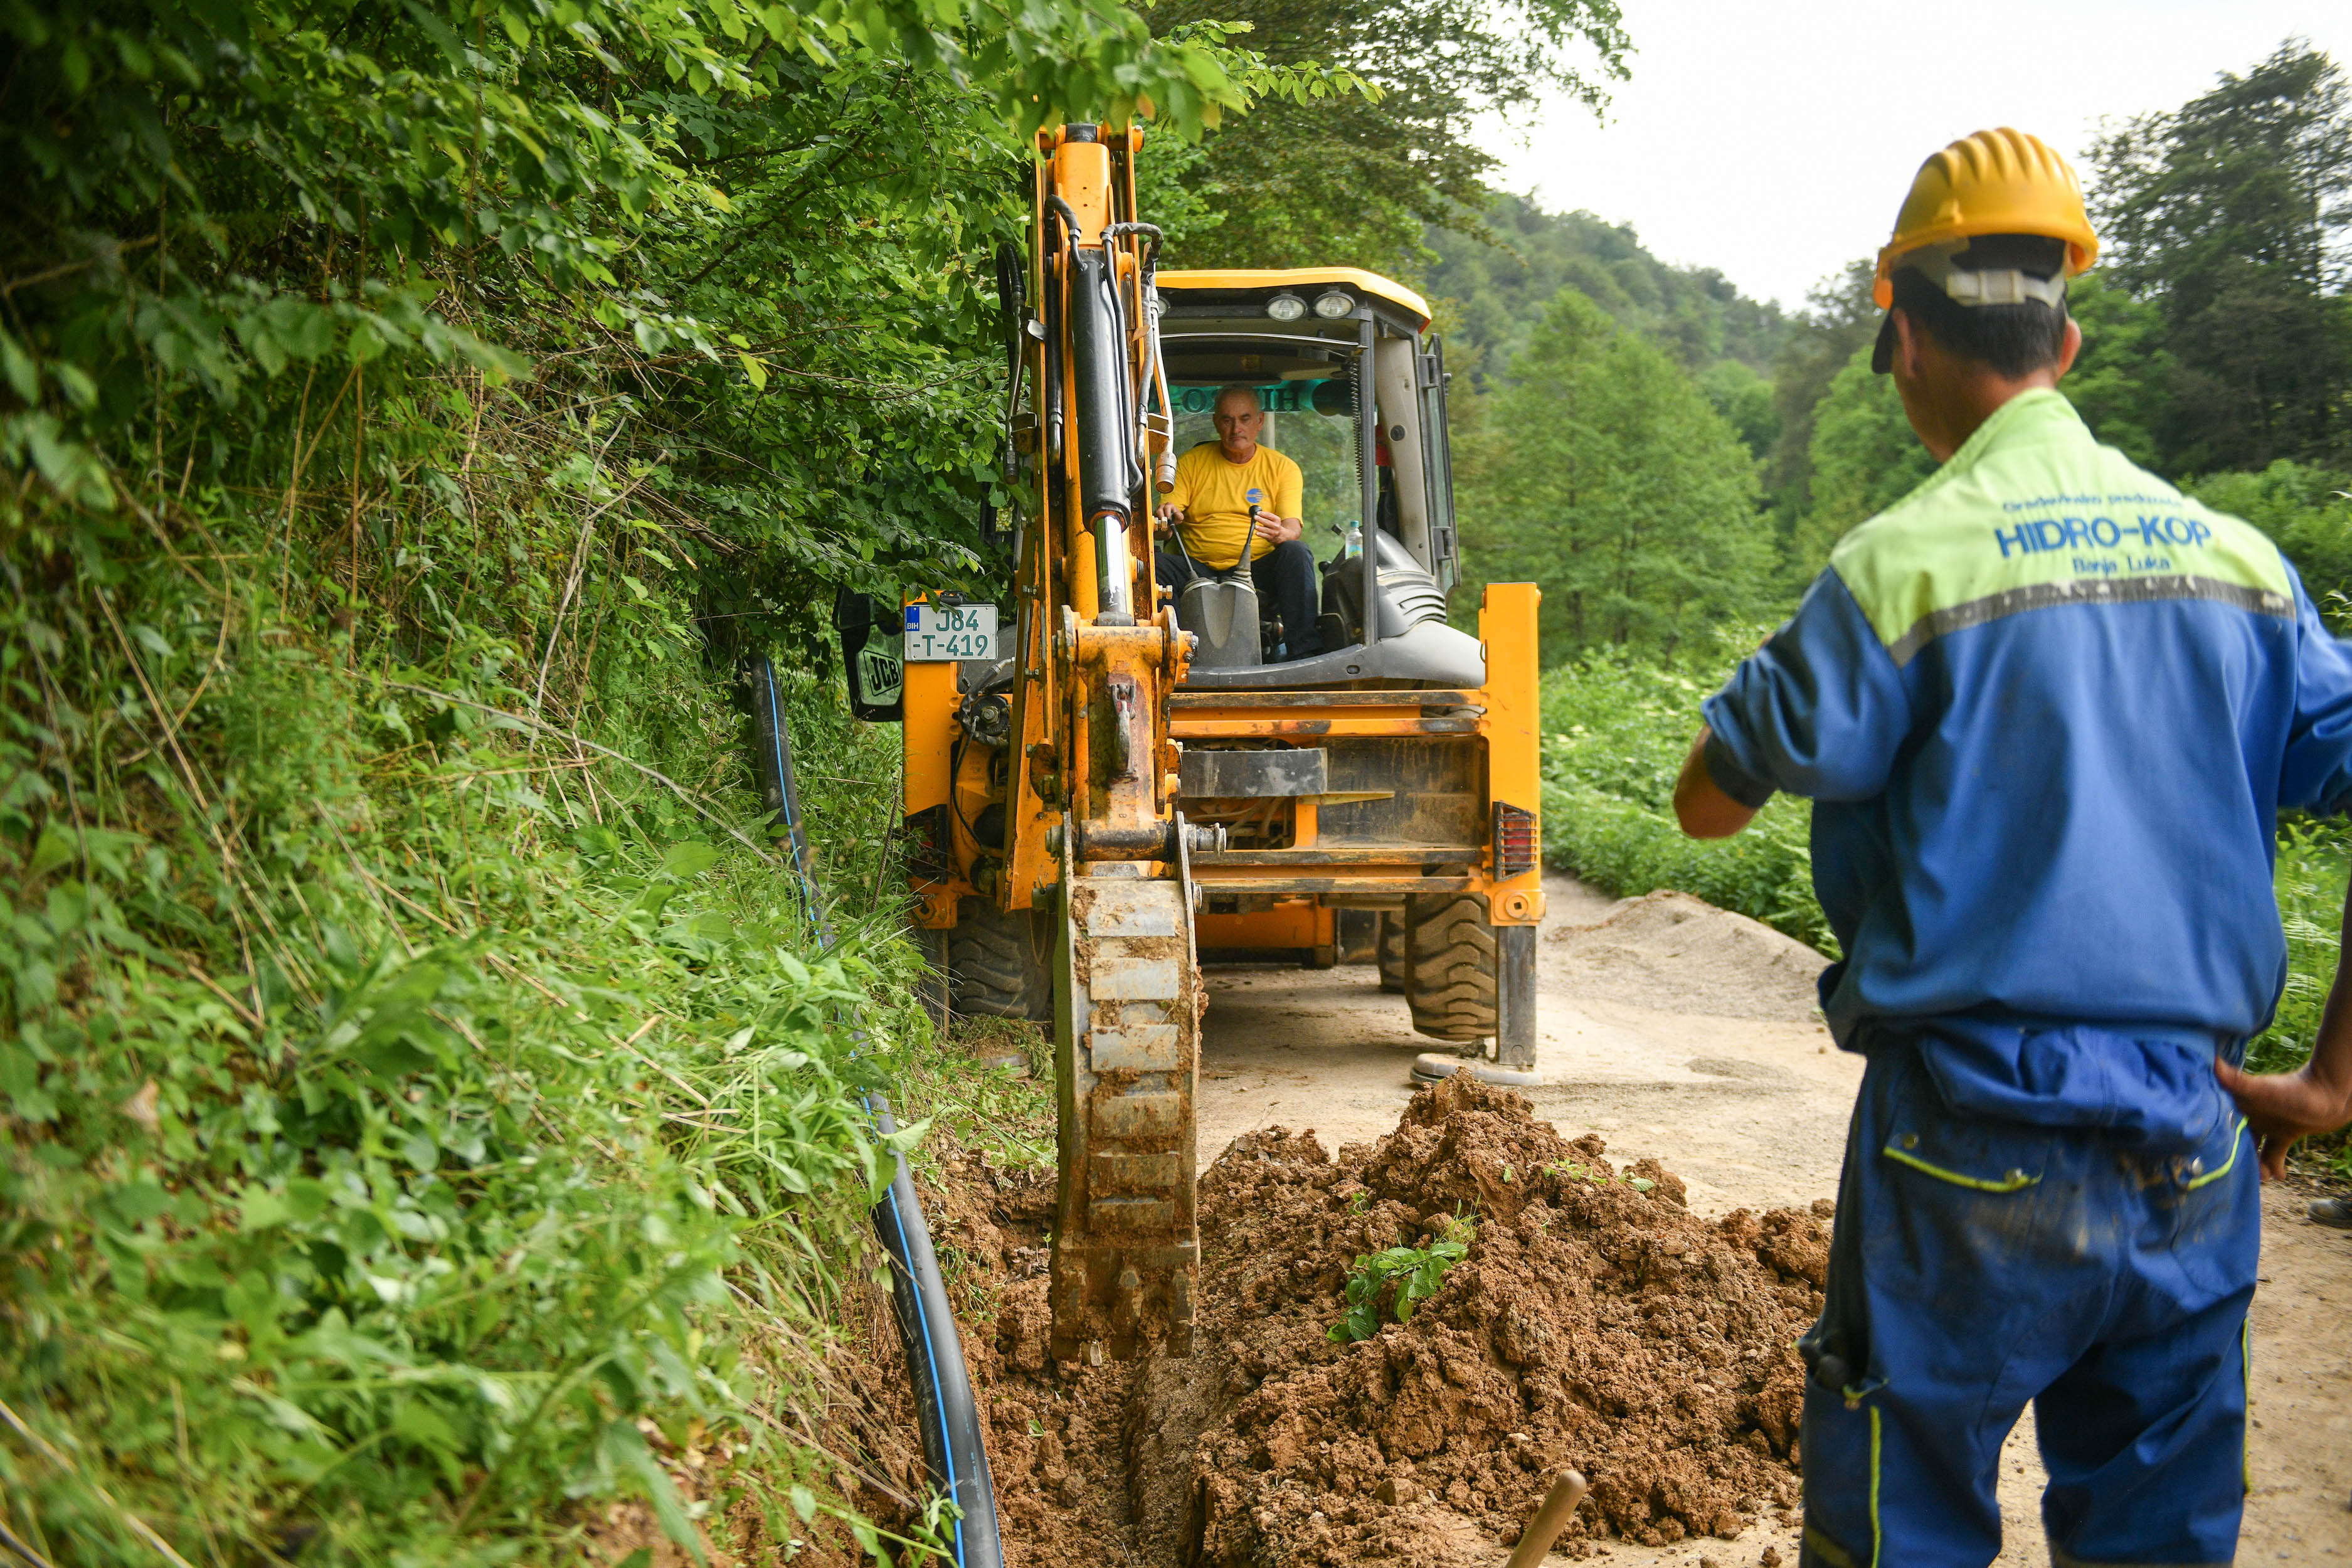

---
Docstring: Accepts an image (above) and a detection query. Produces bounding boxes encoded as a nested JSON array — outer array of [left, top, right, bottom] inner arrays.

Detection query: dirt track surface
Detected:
[[1191, 876, 2352, 1564]]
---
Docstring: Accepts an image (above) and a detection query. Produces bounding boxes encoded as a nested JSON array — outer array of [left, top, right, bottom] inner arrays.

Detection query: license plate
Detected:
[[904, 601, 999, 661]]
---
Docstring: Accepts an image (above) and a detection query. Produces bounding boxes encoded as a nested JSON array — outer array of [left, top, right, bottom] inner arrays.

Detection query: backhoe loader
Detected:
[[834, 123, 1543, 1362]]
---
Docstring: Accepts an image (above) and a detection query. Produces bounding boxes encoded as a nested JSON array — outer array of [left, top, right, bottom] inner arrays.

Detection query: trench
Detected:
[[877, 879, 2352, 1565], [906, 903, 1846, 1567]]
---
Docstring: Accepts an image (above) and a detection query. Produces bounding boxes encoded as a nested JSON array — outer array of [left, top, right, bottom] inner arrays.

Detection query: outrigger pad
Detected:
[[1049, 874, 1200, 1362]]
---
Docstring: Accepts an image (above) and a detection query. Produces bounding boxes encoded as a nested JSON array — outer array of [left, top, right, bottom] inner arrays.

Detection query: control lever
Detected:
[[1226, 504, 1263, 583]]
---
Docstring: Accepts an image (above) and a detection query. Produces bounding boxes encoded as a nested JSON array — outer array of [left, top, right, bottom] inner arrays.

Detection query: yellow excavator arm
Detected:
[[866, 121, 1542, 1365]]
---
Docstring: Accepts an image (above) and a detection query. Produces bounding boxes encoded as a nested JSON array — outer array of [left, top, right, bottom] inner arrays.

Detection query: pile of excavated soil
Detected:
[[1545, 890, 1826, 1023], [911, 1071, 1828, 1565]]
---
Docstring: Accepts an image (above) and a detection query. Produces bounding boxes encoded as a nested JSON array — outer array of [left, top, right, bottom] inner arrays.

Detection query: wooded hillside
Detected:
[[1445, 39, 2352, 654]]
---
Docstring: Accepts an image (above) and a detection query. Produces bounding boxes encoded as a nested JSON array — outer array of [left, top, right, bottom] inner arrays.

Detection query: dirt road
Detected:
[[1192, 875, 2352, 1564]]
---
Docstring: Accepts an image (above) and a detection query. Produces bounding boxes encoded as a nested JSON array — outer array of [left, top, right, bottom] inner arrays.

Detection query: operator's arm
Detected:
[[1674, 726, 1759, 838], [1267, 456, 1304, 545], [2217, 875, 2352, 1180], [1155, 452, 1197, 530]]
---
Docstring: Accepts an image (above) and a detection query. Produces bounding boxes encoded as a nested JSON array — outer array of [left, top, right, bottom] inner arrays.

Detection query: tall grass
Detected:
[[2250, 819, 2349, 1079], [2, 467, 955, 1564]]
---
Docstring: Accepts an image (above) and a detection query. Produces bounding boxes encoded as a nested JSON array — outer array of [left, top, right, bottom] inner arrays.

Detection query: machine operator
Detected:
[[1673, 127, 2352, 1567], [1153, 384, 1323, 661]]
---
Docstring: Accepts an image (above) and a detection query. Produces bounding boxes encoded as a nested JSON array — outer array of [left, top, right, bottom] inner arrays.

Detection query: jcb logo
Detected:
[[857, 637, 904, 706]]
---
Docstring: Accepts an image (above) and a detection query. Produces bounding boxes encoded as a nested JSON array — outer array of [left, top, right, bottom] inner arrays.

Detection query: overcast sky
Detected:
[[1481, 3, 2352, 313]]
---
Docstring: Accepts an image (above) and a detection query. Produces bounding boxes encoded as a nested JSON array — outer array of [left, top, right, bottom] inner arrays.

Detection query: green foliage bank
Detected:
[[1537, 642, 1830, 955], [0, 0, 1324, 1561]]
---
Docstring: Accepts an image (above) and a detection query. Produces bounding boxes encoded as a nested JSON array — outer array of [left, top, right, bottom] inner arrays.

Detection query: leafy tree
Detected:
[[1788, 346, 1935, 576], [1422, 195, 1790, 386], [2091, 40, 2352, 470], [1459, 289, 1775, 657], [1698, 360, 1782, 462], [2058, 269, 2176, 469], [1148, 0, 1631, 273], [1762, 259, 1878, 532]]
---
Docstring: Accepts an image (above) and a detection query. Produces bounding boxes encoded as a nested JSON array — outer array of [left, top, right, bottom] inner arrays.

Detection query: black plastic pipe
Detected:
[[746, 652, 1005, 1568]]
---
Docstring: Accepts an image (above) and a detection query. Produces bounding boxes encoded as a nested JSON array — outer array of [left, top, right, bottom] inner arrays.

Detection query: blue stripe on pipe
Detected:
[[877, 1168, 965, 1557], [760, 659, 816, 913]]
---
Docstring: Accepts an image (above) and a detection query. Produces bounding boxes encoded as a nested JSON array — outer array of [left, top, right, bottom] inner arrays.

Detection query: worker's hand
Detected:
[[1268, 514, 1303, 546], [1154, 501, 1183, 529], [2215, 1055, 2352, 1180], [1672, 726, 1759, 839]]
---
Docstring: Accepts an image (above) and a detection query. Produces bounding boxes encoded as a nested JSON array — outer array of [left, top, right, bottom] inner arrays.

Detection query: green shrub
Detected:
[[2249, 819, 2350, 1079], [2186, 462, 2352, 632], [1327, 1221, 1472, 1344], [0, 542, 954, 1565]]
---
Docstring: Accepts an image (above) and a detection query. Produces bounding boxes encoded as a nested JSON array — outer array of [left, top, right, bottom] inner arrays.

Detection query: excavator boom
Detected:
[[862, 122, 1544, 1365]]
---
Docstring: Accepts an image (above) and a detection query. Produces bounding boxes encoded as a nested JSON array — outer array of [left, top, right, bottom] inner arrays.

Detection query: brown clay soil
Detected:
[[915, 1071, 1826, 1566], [800, 877, 2352, 1565]]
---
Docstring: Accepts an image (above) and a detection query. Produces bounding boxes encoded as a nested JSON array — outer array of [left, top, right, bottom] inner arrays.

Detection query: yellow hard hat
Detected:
[[1872, 128, 2099, 308]]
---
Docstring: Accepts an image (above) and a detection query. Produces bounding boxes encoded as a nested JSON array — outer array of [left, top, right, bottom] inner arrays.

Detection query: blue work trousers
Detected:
[[1799, 1042, 2257, 1568]]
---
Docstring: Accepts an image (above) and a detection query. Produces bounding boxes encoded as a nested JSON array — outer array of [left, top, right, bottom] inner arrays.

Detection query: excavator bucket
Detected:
[[1048, 862, 1200, 1362]]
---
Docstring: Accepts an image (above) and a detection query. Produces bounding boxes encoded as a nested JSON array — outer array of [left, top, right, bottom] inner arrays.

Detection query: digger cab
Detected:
[[1152, 269, 1482, 690]]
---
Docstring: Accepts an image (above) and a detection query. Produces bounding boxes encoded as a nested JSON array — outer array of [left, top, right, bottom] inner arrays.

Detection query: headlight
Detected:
[[1312, 290, 1354, 319], [1266, 294, 1307, 322]]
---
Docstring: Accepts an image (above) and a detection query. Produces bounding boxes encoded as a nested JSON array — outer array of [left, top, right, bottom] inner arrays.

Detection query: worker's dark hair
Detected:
[[1890, 234, 2071, 378]]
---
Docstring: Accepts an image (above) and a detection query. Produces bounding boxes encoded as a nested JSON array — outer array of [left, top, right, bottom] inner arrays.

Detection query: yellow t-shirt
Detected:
[[1167, 442, 1303, 570]]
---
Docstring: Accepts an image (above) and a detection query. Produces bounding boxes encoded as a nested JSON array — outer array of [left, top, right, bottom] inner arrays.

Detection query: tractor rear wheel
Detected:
[[1375, 911, 1408, 993], [946, 896, 1054, 1022], [1403, 893, 1497, 1042]]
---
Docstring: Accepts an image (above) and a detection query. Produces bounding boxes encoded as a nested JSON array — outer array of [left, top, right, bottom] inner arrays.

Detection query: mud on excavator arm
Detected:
[[1000, 124, 1209, 1363]]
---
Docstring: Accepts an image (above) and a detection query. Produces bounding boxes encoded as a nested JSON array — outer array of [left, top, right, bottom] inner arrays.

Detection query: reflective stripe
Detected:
[[1868, 1403, 1883, 1568], [1803, 1524, 1857, 1568], [2241, 1316, 2252, 1496], [2185, 1118, 2249, 1191], [1882, 1143, 2041, 1192], [1885, 575, 2293, 667]]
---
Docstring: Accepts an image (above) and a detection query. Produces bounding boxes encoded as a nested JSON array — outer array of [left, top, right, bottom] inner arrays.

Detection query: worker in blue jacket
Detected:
[[1674, 127, 2352, 1567]]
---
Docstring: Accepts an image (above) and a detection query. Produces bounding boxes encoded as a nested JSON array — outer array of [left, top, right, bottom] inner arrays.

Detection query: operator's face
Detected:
[[1212, 396, 1263, 462]]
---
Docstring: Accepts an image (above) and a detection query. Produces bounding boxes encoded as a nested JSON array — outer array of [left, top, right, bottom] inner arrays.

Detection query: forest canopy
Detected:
[[1419, 37, 2352, 645], [1146, 0, 1631, 273]]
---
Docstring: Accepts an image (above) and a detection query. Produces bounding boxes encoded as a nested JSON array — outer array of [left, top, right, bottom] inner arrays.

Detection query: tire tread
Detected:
[[1403, 893, 1497, 1041], [945, 897, 1052, 1022]]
